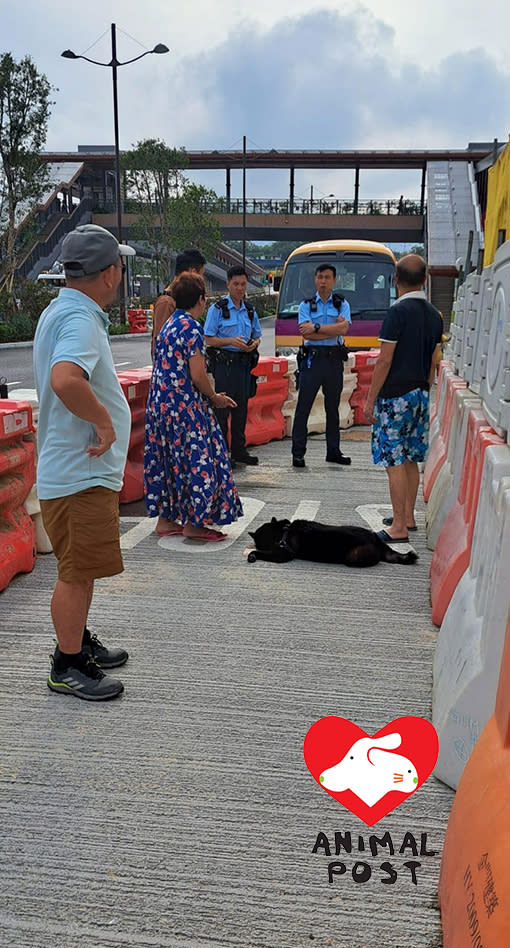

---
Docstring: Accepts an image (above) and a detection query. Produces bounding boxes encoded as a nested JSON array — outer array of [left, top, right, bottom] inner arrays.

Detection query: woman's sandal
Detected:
[[155, 524, 184, 536], [183, 528, 227, 542]]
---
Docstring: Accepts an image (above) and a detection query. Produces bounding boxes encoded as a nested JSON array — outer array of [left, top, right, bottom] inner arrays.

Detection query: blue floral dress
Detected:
[[144, 310, 243, 527]]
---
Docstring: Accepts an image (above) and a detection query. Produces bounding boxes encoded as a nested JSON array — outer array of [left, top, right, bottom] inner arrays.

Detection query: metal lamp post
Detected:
[[62, 24, 169, 321]]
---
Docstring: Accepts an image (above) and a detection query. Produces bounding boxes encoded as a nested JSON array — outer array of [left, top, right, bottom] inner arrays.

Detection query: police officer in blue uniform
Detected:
[[292, 263, 352, 468], [204, 265, 262, 466]]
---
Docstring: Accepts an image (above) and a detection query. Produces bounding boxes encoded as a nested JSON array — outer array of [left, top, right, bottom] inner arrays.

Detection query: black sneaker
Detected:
[[232, 452, 259, 466], [292, 456, 306, 468], [82, 629, 129, 669], [326, 452, 351, 465], [47, 653, 124, 701]]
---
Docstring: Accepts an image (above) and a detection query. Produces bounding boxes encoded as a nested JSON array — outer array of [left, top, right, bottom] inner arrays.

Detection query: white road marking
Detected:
[[120, 517, 156, 550], [291, 500, 320, 521], [7, 380, 22, 386], [355, 503, 416, 549], [115, 362, 131, 367]]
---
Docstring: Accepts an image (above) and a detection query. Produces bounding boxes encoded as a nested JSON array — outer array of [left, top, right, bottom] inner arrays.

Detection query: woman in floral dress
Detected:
[[144, 272, 243, 542]]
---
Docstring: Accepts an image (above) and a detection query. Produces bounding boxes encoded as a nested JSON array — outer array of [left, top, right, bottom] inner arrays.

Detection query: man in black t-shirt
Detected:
[[363, 254, 443, 543]]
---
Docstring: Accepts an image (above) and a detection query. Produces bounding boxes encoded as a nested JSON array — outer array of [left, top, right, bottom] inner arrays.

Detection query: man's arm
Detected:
[[153, 295, 174, 341], [51, 361, 116, 457], [363, 342, 396, 423], [299, 318, 350, 339], [429, 343, 442, 388]]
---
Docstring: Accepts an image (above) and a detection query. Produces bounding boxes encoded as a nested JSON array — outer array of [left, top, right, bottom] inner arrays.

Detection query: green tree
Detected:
[[226, 239, 302, 261], [0, 53, 54, 300], [122, 139, 220, 284], [167, 183, 221, 259]]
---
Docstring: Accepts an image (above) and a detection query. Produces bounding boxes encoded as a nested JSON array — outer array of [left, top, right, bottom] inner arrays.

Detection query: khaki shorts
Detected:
[[40, 486, 124, 584]]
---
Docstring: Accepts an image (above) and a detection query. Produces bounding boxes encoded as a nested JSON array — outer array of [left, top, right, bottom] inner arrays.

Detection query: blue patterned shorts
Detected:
[[371, 388, 430, 467]]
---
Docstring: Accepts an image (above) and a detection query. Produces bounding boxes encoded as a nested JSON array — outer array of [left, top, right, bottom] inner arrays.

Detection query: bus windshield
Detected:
[[278, 255, 396, 320]]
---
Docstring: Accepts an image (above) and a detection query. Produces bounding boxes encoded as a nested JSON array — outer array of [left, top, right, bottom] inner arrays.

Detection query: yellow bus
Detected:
[[275, 239, 396, 353]]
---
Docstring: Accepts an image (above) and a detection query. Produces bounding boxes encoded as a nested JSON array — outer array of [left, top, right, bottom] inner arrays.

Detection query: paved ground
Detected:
[[0, 430, 452, 948]]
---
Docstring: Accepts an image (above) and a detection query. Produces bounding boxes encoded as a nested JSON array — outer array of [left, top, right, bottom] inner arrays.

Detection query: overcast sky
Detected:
[[3, 0, 510, 200]]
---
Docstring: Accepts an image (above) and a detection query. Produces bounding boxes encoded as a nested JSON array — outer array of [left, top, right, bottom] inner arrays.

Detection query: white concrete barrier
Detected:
[[340, 355, 356, 430], [459, 272, 480, 379], [9, 388, 52, 554], [425, 389, 482, 550], [282, 357, 299, 438], [281, 354, 356, 438], [480, 242, 510, 437], [466, 264, 493, 394], [432, 443, 510, 789], [448, 283, 466, 375]]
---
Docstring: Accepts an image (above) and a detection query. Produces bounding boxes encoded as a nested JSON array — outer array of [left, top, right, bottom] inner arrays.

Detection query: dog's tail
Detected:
[[381, 546, 419, 565]]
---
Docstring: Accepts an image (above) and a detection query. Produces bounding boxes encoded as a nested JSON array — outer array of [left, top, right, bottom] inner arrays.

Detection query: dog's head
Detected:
[[249, 517, 291, 552]]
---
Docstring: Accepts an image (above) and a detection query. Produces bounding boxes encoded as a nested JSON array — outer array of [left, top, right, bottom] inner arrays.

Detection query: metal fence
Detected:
[[203, 197, 424, 216], [94, 197, 424, 217]]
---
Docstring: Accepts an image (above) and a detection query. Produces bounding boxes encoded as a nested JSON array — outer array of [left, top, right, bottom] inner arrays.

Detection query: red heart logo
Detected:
[[303, 716, 439, 826]]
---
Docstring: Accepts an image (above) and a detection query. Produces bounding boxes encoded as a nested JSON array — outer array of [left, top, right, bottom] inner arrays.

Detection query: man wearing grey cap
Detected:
[[34, 224, 135, 702]]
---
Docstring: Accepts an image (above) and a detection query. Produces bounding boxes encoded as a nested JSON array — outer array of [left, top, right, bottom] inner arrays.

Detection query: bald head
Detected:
[[396, 254, 426, 291]]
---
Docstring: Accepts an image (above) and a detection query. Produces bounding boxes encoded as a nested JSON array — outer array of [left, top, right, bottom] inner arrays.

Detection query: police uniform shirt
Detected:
[[204, 294, 262, 351], [298, 292, 351, 347]]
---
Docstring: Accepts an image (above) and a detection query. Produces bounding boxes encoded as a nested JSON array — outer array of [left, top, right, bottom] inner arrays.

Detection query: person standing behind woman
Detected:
[[144, 272, 242, 542], [151, 248, 206, 358]]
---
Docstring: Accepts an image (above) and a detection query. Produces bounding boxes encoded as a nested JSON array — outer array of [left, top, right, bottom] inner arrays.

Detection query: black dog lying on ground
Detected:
[[248, 517, 418, 566]]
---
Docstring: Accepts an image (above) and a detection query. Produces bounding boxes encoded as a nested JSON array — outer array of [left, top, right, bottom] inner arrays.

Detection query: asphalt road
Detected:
[[0, 318, 277, 392]]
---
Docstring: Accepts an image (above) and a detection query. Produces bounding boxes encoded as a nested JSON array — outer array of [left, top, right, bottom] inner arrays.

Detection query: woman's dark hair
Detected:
[[170, 271, 206, 310]]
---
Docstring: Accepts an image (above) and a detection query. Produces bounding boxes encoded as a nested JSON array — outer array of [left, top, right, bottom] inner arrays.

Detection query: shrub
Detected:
[[0, 311, 34, 342], [109, 323, 131, 336], [15, 279, 56, 325]]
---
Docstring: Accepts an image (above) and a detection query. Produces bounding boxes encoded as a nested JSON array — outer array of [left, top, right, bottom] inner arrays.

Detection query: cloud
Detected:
[[167, 9, 509, 151]]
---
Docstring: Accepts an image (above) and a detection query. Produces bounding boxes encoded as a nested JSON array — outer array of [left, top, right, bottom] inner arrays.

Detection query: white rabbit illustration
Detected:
[[319, 732, 419, 807]]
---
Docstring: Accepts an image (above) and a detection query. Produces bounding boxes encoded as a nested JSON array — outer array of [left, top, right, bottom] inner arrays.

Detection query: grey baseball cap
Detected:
[[61, 224, 136, 276]]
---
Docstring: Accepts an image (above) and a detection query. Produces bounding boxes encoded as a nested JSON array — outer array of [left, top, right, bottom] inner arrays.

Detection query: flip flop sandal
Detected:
[[382, 517, 418, 531], [184, 529, 227, 542], [376, 529, 410, 544], [155, 525, 184, 536]]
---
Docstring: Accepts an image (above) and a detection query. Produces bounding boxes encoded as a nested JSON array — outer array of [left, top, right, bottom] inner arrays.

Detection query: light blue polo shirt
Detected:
[[33, 288, 131, 500], [204, 295, 262, 351], [298, 292, 351, 347]]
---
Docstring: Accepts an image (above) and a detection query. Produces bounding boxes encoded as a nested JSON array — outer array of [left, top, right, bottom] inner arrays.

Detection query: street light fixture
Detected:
[[62, 24, 169, 321]]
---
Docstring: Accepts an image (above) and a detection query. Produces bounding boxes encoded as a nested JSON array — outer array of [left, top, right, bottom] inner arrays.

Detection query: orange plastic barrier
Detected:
[[116, 368, 152, 503], [439, 608, 510, 947], [423, 374, 467, 502], [245, 356, 288, 446], [127, 309, 148, 334], [349, 349, 380, 425], [430, 410, 504, 626], [0, 400, 36, 592]]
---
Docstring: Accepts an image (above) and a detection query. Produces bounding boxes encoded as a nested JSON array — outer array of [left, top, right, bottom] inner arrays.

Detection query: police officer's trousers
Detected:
[[213, 354, 251, 458], [291, 348, 344, 458]]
